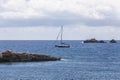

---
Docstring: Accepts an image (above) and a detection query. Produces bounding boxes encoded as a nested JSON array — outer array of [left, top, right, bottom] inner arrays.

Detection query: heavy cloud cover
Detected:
[[0, 0, 120, 27]]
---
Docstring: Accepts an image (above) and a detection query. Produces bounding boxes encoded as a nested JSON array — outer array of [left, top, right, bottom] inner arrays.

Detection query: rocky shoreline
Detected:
[[0, 50, 61, 62]]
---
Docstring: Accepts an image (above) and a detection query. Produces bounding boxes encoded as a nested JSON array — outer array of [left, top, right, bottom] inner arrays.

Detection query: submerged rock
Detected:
[[0, 50, 61, 62]]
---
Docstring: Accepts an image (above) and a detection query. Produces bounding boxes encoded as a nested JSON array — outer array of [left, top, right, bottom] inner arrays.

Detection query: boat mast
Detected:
[[61, 26, 63, 44]]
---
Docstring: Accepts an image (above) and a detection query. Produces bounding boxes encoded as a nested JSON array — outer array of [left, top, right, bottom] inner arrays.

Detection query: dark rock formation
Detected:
[[0, 50, 61, 62], [83, 38, 106, 43], [110, 39, 117, 43]]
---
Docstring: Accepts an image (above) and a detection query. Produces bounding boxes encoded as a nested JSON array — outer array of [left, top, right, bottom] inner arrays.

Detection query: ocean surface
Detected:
[[0, 40, 120, 80]]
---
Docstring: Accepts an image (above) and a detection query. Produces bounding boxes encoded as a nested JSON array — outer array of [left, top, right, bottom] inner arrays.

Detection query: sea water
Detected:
[[0, 40, 120, 80]]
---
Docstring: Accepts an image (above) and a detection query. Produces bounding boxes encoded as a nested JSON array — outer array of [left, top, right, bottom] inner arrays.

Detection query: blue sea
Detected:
[[0, 40, 120, 80]]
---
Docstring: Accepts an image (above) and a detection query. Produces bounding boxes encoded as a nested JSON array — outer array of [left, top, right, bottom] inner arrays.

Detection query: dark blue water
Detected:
[[0, 40, 120, 80]]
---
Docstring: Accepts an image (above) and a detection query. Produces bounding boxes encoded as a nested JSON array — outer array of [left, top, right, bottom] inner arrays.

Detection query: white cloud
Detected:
[[0, 0, 46, 18], [0, 0, 120, 40], [0, 0, 119, 27], [0, 0, 119, 19]]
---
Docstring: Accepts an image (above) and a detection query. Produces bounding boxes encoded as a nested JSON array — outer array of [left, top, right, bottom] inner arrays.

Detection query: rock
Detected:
[[4, 49, 12, 53], [0, 52, 2, 58], [83, 38, 106, 43], [110, 39, 117, 43], [0, 50, 61, 62]]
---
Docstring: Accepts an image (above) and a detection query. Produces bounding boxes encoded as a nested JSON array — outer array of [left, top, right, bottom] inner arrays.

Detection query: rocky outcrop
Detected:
[[0, 50, 61, 62], [110, 39, 117, 43], [83, 38, 106, 43]]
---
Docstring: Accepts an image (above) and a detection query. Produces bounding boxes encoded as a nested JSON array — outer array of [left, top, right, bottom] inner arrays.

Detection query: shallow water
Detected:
[[0, 40, 120, 80]]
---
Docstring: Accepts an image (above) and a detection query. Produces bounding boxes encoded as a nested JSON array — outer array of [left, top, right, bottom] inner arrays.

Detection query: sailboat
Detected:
[[55, 26, 70, 48]]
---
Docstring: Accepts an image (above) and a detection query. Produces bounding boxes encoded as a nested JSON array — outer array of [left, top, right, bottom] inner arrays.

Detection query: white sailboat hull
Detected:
[[55, 44, 70, 48]]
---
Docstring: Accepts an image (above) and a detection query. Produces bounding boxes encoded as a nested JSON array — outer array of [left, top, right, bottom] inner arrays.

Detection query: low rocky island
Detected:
[[83, 38, 106, 43], [110, 39, 117, 43], [0, 50, 61, 62]]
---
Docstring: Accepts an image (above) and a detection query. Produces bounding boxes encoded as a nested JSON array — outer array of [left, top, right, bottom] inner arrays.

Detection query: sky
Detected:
[[0, 0, 120, 40]]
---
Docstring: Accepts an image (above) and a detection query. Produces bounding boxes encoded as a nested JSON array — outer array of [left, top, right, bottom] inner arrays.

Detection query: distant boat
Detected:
[[55, 26, 70, 48], [110, 39, 117, 43]]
